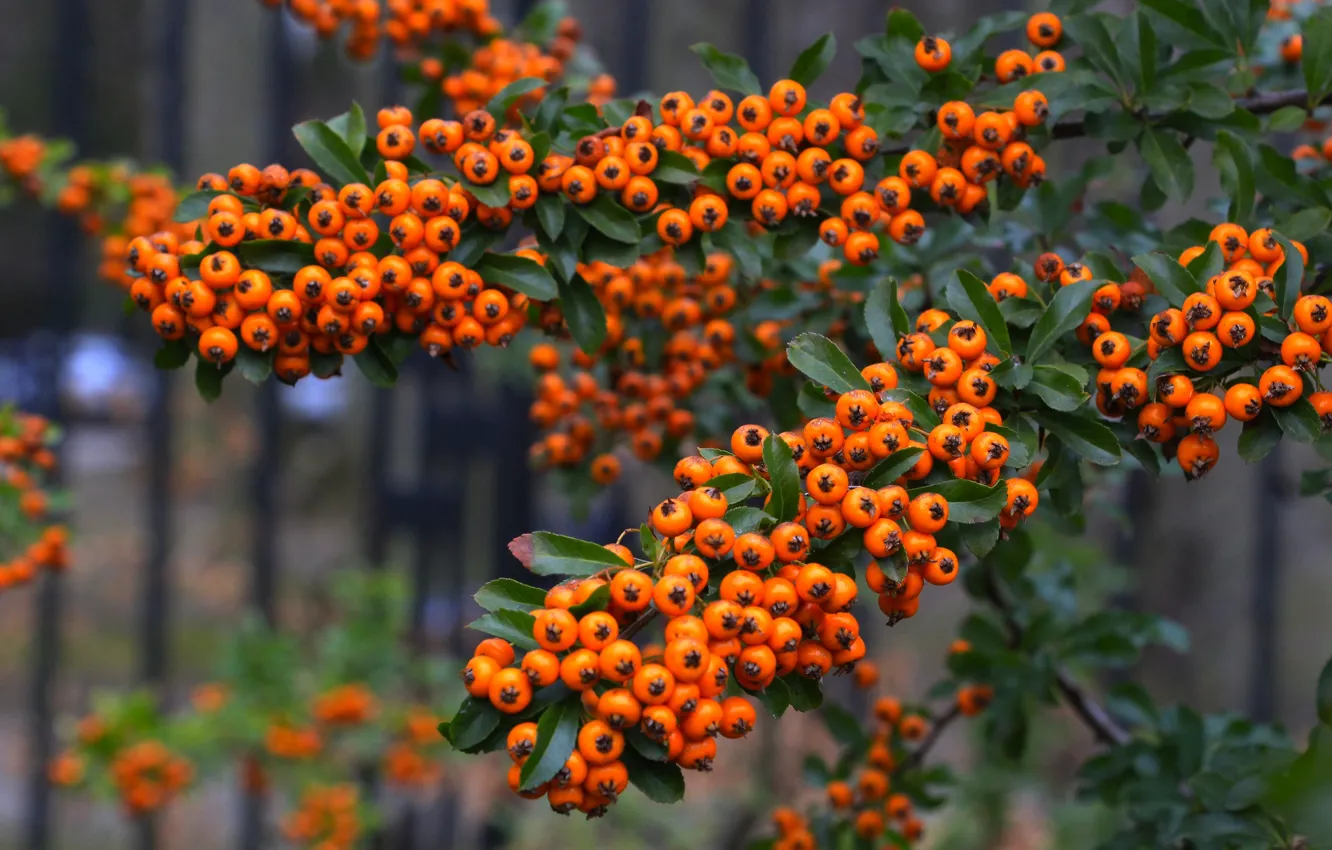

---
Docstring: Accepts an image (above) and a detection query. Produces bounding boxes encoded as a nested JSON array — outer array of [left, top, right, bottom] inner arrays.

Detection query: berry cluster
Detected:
[[281, 783, 363, 849], [0, 411, 69, 592]]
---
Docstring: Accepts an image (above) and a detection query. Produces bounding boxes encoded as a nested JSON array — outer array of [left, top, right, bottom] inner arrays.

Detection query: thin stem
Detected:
[[895, 703, 962, 774]]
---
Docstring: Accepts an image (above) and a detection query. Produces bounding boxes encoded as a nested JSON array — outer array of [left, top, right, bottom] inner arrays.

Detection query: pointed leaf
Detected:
[[866, 277, 908, 358], [292, 120, 369, 187], [786, 333, 872, 394], [558, 273, 607, 354], [468, 609, 538, 650], [945, 269, 1011, 356], [861, 447, 925, 490], [1026, 279, 1097, 363], [789, 33, 836, 86], [622, 746, 686, 802], [906, 479, 1006, 523], [762, 434, 800, 523], [474, 253, 558, 300], [529, 531, 633, 576], [475, 578, 547, 613], [572, 193, 641, 243], [518, 696, 581, 790], [1034, 409, 1121, 466], [690, 43, 762, 94], [1272, 232, 1306, 321]]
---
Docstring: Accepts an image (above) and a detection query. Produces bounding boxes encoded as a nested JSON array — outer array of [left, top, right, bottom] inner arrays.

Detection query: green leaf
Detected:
[[1304, 9, 1332, 108], [786, 333, 872, 394], [1279, 208, 1332, 243], [172, 190, 225, 223], [237, 240, 317, 275], [652, 150, 702, 185], [474, 253, 558, 301], [789, 33, 836, 86], [1318, 656, 1332, 727], [292, 120, 369, 187], [475, 578, 547, 613], [1272, 232, 1306, 321], [960, 520, 1001, 558], [572, 193, 641, 244], [906, 479, 1006, 523], [751, 677, 790, 717], [762, 434, 801, 523], [622, 747, 686, 803], [1238, 410, 1282, 462], [326, 102, 367, 158], [1130, 11, 1158, 93], [487, 76, 547, 119], [195, 358, 227, 403], [726, 506, 775, 536], [1133, 251, 1201, 307], [880, 388, 940, 429], [785, 676, 824, 712], [447, 697, 503, 751], [1186, 239, 1225, 282], [820, 704, 868, 749], [569, 584, 611, 619], [534, 193, 565, 240], [353, 339, 398, 388], [1034, 409, 1121, 466], [1026, 279, 1097, 363], [705, 472, 759, 503], [1064, 12, 1129, 90], [235, 346, 274, 384], [518, 696, 581, 791], [463, 178, 511, 209], [527, 531, 633, 577], [861, 447, 925, 490], [866, 277, 908, 358], [1213, 131, 1254, 226], [690, 43, 762, 95], [1274, 399, 1321, 444], [1027, 364, 1090, 412], [1138, 127, 1193, 202], [469, 608, 538, 649], [154, 339, 190, 371], [533, 86, 569, 134], [945, 269, 1011, 356], [1140, 0, 1221, 46], [710, 221, 762, 279], [1268, 106, 1308, 133], [558, 274, 607, 354], [886, 8, 926, 45]]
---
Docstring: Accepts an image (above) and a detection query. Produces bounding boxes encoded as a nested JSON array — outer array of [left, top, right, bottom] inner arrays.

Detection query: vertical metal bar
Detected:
[[618, 1, 651, 94], [742, 0, 770, 84], [1250, 450, 1282, 722], [25, 0, 87, 845]]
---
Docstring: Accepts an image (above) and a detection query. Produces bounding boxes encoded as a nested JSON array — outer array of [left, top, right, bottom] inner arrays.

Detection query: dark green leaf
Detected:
[[762, 434, 801, 523], [1186, 239, 1225, 282], [704, 472, 759, 503], [820, 704, 867, 749], [1026, 279, 1097, 363], [1213, 131, 1255, 226], [326, 102, 367, 158], [487, 77, 547, 119], [1279, 208, 1332, 243], [1274, 399, 1321, 444], [652, 150, 701, 184], [866, 277, 908, 358], [235, 346, 273, 384], [475, 578, 547, 613], [906, 479, 1006, 523], [558, 274, 607, 354], [1064, 13, 1128, 90], [1304, 9, 1332, 108], [572, 193, 641, 243], [961, 520, 1001, 558], [1268, 106, 1308, 133], [862, 447, 926, 490], [1034, 409, 1121, 466], [1273, 232, 1306, 321], [569, 584, 611, 619], [172, 190, 225, 223], [945, 269, 1011, 356], [237, 240, 317, 275], [786, 333, 872, 394], [789, 33, 836, 86], [353, 340, 398, 388], [1140, 0, 1221, 46], [534, 193, 565, 240], [1139, 127, 1194, 201], [726, 506, 775, 536], [690, 43, 762, 94], [292, 120, 370, 187], [468, 609, 538, 650], [462, 178, 511, 208], [447, 697, 503, 751], [518, 696, 581, 791], [751, 677, 790, 717], [785, 676, 824, 712], [474, 252, 558, 300], [1027, 364, 1090, 412], [880, 388, 940, 429], [154, 339, 190, 371], [622, 746, 686, 802], [528, 531, 633, 576], [1133, 251, 1201, 307], [195, 358, 227, 403], [1238, 410, 1282, 462], [533, 86, 569, 134]]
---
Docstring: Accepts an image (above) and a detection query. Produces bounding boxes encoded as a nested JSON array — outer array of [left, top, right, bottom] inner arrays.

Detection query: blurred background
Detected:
[[1, 0, 1331, 848]]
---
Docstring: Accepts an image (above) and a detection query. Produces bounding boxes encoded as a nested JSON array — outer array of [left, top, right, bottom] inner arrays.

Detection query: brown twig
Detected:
[[894, 703, 962, 775], [982, 568, 1132, 747]]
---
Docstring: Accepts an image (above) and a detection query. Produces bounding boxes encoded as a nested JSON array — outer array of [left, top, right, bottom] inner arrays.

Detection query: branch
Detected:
[[1052, 88, 1324, 140], [981, 569, 1132, 748], [894, 703, 962, 775]]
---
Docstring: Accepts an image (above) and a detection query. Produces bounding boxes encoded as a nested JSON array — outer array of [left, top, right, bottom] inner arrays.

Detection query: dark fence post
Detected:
[[25, 0, 89, 844], [1250, 450, 1283, 722]]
